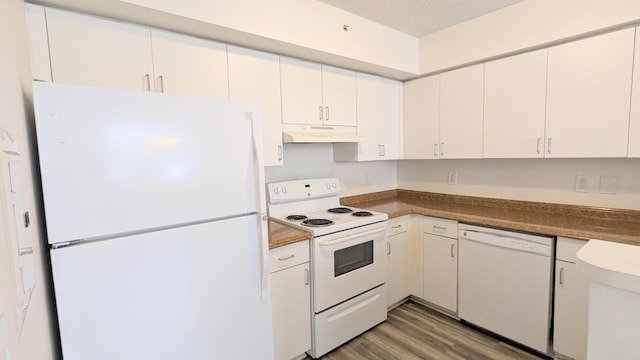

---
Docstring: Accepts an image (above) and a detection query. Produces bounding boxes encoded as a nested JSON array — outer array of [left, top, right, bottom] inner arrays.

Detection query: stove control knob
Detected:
[[326, 182, 331, 189], [273, 187, 279, 195], [331, 182, 337, 189], [281, 186, 287, 194]]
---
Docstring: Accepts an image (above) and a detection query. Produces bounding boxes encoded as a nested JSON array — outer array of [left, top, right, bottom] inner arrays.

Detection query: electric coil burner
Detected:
[[267, 178, 389, 359]]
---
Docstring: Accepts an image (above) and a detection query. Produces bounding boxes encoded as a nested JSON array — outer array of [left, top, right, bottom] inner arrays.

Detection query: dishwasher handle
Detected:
[[459, 229, 551, 256]]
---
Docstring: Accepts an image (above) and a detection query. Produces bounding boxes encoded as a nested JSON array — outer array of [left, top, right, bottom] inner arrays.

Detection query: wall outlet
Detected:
[[600, 176, 617, 194], [447, 172, 457, 185], [574, 175, 590, 193]]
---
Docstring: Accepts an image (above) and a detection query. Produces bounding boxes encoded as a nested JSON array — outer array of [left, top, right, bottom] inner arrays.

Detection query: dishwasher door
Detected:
[[458, 224, 554, 355]]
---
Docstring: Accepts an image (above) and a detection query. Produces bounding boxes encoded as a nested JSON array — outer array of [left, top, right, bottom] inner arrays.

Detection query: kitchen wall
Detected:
[[398, 158, 640, 210], [265, 144, 397, 197], [419, 0, 640, 74], [0, 0, 57, 359]]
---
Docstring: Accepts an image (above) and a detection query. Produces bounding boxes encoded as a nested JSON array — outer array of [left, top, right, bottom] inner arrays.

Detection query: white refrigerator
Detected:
[[32, 82, 274, 360]]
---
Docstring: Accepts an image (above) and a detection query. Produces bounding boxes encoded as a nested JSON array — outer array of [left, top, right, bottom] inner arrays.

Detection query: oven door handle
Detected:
[[317, 227, 385, 247]]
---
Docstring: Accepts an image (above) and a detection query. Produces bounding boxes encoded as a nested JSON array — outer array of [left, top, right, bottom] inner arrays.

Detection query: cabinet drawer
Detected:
[[387, 216, 408, 236], [270, 240, 310, 273], [423, 216, 458, 239], [556, 237, 587, 263]]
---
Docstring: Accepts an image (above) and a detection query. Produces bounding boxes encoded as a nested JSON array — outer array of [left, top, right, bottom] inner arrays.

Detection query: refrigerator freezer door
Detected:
[[50, 215, 274, 360], [33, 82, 264, 244]]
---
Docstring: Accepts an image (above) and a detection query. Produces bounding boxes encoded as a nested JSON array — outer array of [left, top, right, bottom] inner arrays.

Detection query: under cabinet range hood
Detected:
[[282, 124, 364, 143]]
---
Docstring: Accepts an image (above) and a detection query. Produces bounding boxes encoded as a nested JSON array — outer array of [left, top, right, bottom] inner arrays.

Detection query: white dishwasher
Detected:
[[458, 224, 554, 355]]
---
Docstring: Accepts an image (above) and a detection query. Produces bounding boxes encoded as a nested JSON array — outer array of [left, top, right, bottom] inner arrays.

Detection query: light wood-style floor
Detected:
[[308, 301, 549, 360]]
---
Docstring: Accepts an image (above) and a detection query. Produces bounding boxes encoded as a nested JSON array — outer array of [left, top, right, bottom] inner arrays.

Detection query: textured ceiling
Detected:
[[318, 0, 525, 37]]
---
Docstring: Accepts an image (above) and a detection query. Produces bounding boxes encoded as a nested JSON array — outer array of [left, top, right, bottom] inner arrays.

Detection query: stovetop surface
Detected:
[[271, 205, 388, 236]]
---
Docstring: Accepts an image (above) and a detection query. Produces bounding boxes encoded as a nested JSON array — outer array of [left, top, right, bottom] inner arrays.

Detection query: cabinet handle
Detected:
[[387, 242, 391, 255], [158, 75, 165, 93], [536, 138, 541, 154], [547, 138, 552, 154], [433, 143, 439, 157], [19, 247, 34, 256], [433, 225, 446, 233], [278, 254, 294, 261], [277, 145, 283, 161], [319, 106, 323, 121], [325, 106, 330, 121], [440, 143, 444, 156], [305, 268, 310, 285], [391, 225, 402, 229], [381, 144, 385, 156], [450, 243, 455, 258], [559, 267, 564, 285], [144, 74, 151, 92]]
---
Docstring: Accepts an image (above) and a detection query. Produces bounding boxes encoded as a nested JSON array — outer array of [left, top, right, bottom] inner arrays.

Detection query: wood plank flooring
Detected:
[[308, 301, 549, 360]]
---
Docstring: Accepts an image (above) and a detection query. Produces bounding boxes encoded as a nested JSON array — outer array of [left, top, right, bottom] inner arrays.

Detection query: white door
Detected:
[[423, 234, 457, 312], [321, 65, 357, 127], [403, 76, 440, 159], [33, 82, 260, 244], [51, 216, 273, 360], [280, 57, 322, 125], [45, 8, 154, 91], [150, 30, 229, 98], [379, 77, 403, 159], [546, 28, 634, 158], [228, 46, 284, 166], [440, 64, 484, 159], [484, 49, 547, 158]]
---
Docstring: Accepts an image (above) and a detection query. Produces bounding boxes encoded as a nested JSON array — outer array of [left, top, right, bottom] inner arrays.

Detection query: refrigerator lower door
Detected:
[[51, 215, 273, 360]]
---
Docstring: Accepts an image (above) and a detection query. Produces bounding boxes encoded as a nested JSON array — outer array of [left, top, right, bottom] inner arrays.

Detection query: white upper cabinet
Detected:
[[321, 65, 357, 127], [484, 49, 548, 158], [403, 75, 440, 159], [333, 73, 402, 161], [439, 64, 484, 159], [280, 57, 356, 127], [150, 30, 228, 99], [46, 8, 154, 91], [25, 4, 52, 82], [629, 27, 640, 158], [228, 46, 284, 166], [546, 28, 634, 158]]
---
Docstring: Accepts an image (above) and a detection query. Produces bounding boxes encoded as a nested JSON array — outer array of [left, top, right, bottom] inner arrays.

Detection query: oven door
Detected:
[[312, 223, 387, 312]]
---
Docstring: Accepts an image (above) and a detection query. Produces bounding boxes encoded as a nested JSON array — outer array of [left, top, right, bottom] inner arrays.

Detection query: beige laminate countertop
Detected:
[[268, 189, 640, 249]]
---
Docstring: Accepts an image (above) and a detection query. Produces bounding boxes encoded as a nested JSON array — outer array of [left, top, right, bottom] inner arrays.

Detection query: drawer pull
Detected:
[[433, 225, 447, 233], [391, 225, 402, 229], [278, 254, 295, 261]]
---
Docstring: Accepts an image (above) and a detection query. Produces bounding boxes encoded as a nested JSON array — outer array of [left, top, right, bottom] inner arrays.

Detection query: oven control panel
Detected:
[[268, 178, 340, 202]]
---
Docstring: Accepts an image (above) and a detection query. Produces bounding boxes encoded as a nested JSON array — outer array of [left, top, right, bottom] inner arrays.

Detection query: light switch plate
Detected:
[[600, 176, 617, 194], [574, 175, 590, 193]]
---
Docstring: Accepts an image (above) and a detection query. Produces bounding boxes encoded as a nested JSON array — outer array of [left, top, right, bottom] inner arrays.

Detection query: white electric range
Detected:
[[267, 178, 388, 359]]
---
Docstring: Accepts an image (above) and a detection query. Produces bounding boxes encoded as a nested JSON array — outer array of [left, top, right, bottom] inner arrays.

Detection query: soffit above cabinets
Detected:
[[318, 0, 525, 38]]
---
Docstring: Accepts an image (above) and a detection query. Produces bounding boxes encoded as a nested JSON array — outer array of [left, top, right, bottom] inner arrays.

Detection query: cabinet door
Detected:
[[46, 8, 154, 91], [280, 57, 322, 125], [387, 228, 409, 308], [406, 215, 424, 298], [271, 263, 311, 360], [25, 4, 52, 82], [546, 28, 634, 158], [403, 76, 440, 159], [423, 234, 457, 312], [554, 260, 589, 360], [629, 27, 640, 158], [379, 77, 403, 159], [151, 30, 228, 99], [228, 46, 283, 166], [440, 64, 484, 159], [484, 49, 547, 158], [321, 65, 357, 127]]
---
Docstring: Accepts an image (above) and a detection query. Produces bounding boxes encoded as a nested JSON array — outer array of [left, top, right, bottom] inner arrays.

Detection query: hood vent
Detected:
[[282, 124, 364, 143]]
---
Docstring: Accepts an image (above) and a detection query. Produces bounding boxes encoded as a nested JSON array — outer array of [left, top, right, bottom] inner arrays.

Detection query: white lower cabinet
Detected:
[[422, 216, 458, 313], [386, 216, 409, 308], [554, 237, 589, 360], [270, 241, 311, 360], [407, 214, 424, 298]]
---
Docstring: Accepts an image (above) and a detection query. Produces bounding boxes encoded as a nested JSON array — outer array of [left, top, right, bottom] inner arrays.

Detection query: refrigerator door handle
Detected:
[[249, 111, 267, 215], [258, 213, 270, 303]]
